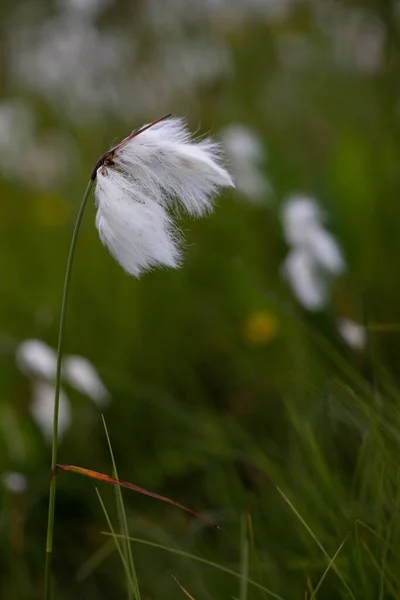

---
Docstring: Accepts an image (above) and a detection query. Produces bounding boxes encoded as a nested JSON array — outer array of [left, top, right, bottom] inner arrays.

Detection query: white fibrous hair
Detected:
[[281, 194, 345, 311], [2, 472, 28, 494], [337, 317, 366, 350], [221, 123, 271, 203], [282, 195, 344, 274], [15, 338, 111, 441], [63, 355, 110, 406], [282, 249, 327, 311], [16, 339, 57, 380], [94, 117, 234, 277], [31, 381, 71, 441]]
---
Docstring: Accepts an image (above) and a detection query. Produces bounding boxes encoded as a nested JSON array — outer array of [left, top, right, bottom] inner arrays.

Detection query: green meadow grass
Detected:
[[3, 1, 400, 598]]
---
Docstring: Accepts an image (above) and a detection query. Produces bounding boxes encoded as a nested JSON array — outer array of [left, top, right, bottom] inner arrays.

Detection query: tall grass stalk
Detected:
[[102, 415, 140, 600], [44, 179, 95, 600]]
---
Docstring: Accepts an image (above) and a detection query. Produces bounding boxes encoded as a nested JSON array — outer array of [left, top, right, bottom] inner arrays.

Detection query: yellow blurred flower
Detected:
[[243, 311, 279, 345]]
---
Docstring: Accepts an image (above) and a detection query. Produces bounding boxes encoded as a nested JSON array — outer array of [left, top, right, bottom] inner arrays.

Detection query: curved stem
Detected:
[[44, 179, 95, 600]]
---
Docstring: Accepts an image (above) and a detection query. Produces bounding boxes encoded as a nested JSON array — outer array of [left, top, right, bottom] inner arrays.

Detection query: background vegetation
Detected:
[[2, 0, 400, 598]]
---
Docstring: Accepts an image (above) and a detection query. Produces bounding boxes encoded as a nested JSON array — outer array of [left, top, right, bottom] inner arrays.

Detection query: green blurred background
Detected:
[[2, 0, 400, 598]]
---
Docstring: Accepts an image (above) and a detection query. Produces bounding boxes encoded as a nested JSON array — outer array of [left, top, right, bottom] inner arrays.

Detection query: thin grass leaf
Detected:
[[361, 541, 398, 598], [247, 512, 265, 596], [101, 532, 287, 600], [276, 487, 356, 600], [171, 575, 197, 600], [305, 570, 314, 599], [309, 534, 349, 599], [355, 520, 392, 548], [56, 463, 218, 528], [114, 484, 134, 600], [96, 488, 137, 593], [379, 473, 400, 600], [101, 415, 140, 600], [240, 512, 249, 600], [76, 539, 114, 581]]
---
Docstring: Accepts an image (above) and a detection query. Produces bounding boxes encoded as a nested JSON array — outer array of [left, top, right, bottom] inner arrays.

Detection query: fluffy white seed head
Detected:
[[337, 317, 366, 350], [281, 194, 345, 310], [282, 195, 324, 247], [221, 123, 271, 203], [306, 226, 344, 275], [63, 355, 110, 406], [282, 248, 327, 311], [31, 381, 71, 441], [113, 118, 234, 215], [2, 472, 28, 494], [95, 168, 180, 276], [282, 194, 344, 273], [16, 339, 57, 380], [94, 117, 234, 277]]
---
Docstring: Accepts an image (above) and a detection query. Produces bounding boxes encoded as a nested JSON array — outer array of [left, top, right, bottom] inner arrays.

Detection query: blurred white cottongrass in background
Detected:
[[6, 0, 300, 127], [63, 356, 110, 406], [95, 117, 234, 276], [0, 100, 75, 190], [281, 195, 345, 310], [283, 248, 326, 311], [221, 124, 271, 203], [337, 317, 367, 350], [2, 471, 28, 494], [16, 339, 110, 440], [31, 382, 71, 441], [16, 339, 57, 380]]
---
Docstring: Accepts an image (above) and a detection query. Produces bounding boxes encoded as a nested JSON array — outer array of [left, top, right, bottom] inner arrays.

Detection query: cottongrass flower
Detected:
[[337, 317, 366, 350], [63, 355, 110, 406], [0, 100, 75, 191], [221, 123, 271, 203], [94, 116, 234, 276], [16, 338, 110, 439], [31, 382, 71, 442], [16, 339, 57, 380], [281, 194, 344, 310], [283, 248, 327, 311], [282, 195, 344, 272], [43, 115, 232, 597], [2, 471, 28, 494]]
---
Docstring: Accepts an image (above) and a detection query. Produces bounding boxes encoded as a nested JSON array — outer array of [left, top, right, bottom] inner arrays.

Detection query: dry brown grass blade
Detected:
[[56, 464, 219, 529]]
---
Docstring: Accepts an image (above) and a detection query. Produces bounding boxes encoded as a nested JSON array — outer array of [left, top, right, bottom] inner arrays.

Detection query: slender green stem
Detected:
[[44, 179, 95, 600]]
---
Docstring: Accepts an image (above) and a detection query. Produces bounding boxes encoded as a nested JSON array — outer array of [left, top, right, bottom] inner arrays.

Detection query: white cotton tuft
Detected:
[[2, 471, 28, 494], [30, 381, 71, 441], [282, 195, 324, 247], [282, 249, 327, 310], [337, 317, 366, 350], [95, 168, 181, 276], [282, 195, 344, 273], [281, 194, 345, 311], [221, 123, 271, 203], [16, 339, 57, 380], [63, 355, 110, 406], [94, 117, 233, 277], [112, 118, 234, 216], [306, 227, 345, 275]]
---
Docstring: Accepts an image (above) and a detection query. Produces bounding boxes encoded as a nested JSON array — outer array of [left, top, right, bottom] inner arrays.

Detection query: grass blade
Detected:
[[56, 464, 218, 528], [102, 415, 140, 600], [276, 487, 356, 600], [101, 532, 287, 600], [171, 575, 197, 600], [240, 512, 249, 600], [96, 488, 137, 592], [309, 534, 349, 599]]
